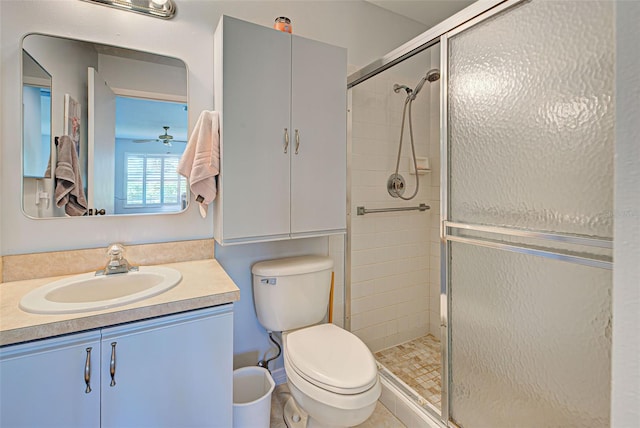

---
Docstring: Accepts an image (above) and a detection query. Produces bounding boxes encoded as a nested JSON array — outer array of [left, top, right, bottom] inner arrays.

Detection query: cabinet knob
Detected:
[[284, 128, 289, 154], [84, 347, 92, 394], [295, 129, 300, 155]]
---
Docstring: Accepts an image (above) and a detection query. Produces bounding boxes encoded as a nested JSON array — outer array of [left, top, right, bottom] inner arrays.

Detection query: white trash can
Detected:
[[233, 366, 275, 428]]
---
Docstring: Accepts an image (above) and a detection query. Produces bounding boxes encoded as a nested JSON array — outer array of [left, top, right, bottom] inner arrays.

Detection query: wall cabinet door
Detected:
[[100, 306, 233, 428], [0, 331, 101, 428], [214, 15, 292, 243], [290, 36, 347, 236], [214, 15, 346, 245]]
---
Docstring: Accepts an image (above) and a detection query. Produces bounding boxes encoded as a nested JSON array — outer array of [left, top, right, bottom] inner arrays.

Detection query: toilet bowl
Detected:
[[283, 324, 381, 427], [251, 256, 381, 427]]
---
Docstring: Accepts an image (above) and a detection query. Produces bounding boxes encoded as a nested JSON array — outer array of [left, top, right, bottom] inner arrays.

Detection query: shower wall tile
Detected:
[[350, 60, 439, 353], [429, 288, 440, 314]]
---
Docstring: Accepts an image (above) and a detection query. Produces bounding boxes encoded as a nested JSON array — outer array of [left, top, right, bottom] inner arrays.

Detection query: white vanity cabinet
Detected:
[[0, 305, 233, 428], [213, 15, 347, 245], [101, 306, 233, 427], [0, 331, 101, 428]]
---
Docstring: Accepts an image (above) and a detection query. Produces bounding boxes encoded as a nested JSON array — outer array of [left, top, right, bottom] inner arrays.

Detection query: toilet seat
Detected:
[[285, 356, 381, 411], [284, 324, 378, 395]]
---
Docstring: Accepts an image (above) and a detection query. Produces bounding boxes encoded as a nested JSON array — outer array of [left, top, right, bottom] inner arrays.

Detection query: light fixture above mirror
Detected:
[[79, 0, 176, 20]]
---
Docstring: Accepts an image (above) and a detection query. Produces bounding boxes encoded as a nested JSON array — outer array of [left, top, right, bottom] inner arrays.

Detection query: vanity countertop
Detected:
[[0, 259, 239, 347]]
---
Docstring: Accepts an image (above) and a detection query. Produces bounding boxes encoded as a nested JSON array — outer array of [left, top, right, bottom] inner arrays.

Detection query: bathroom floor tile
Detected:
[[270, 384, 405, 428], [375, 334, 442, 409]]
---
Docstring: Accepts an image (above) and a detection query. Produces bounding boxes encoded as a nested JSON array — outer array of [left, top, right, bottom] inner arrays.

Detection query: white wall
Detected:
[[612, 1, 640, 425], [0, 0, 426, 255]]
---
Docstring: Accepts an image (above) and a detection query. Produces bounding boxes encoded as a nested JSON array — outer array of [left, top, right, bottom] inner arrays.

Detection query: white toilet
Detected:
[[252, 255, 381, 428]]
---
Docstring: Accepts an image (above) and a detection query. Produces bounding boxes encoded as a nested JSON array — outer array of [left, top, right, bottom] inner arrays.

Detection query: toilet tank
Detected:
[[252, 256, 334, 332]]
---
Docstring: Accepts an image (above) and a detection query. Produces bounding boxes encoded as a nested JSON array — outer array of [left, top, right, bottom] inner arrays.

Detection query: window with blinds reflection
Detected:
[[124, 153, 187, 209]]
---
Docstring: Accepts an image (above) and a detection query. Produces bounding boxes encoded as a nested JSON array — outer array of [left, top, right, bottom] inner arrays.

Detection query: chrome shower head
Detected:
[[426, 68, 441, 82]]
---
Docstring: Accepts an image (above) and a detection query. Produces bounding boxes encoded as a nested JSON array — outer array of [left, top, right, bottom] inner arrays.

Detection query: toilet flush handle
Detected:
[[260, 278, 277, 285]]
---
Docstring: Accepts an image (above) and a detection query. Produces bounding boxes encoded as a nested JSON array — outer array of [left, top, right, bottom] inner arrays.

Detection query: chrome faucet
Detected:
[[96, 244, 138, 276]]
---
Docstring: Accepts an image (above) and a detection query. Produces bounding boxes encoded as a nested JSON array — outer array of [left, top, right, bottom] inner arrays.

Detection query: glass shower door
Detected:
[[441, 1, 614, 426]]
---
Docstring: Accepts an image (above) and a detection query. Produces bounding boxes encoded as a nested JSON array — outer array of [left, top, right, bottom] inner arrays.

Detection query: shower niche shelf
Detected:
[[409, 156, 431, 175]]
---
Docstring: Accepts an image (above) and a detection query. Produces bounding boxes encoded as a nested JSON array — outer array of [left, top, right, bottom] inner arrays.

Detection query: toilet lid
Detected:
[[285, 324, 378, 394]]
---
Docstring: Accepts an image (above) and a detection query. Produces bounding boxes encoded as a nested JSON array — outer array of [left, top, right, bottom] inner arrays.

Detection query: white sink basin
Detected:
[[19, 266, 182, 314]]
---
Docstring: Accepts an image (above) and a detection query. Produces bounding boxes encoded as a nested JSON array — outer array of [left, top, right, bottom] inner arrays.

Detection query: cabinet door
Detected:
[[215, 16, 291, 243], [0, 331, 101, 428], [100, 306, 233, 428], [290, 36, 347, 235]]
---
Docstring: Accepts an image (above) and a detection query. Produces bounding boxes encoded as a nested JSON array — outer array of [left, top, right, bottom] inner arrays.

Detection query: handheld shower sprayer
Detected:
[[388, 68, 441, 200], [409, 69, 441, 100]]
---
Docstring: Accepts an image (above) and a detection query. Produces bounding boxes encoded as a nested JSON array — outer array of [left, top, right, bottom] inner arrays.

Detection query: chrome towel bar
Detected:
[[356, 203, 430, 216]]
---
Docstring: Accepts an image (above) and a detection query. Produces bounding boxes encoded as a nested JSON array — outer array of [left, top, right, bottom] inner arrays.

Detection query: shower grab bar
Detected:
[[356, 203, 430, 216]]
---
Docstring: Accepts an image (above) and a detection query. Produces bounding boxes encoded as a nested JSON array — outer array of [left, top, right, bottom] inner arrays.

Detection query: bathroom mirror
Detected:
[[22, 33, 189, 218]]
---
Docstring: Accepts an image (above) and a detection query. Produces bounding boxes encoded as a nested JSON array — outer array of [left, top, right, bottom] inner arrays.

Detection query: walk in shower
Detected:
[[347, 0, 614, 426], [349, 42, 443, 413]]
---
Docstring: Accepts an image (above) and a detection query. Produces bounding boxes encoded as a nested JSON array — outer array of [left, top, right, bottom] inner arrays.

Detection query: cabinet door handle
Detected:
[[109, 342, 117, 387], [295, 129, 300, 155], [84, 347, 92, 394], [284, 128, 289, 154]]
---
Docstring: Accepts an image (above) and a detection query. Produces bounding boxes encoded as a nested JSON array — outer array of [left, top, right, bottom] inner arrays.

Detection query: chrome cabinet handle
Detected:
[[109, 342, 117, 387], [295, 129, 300, 154], [284, 128, 289, 154], [84, 347, 92, 393]]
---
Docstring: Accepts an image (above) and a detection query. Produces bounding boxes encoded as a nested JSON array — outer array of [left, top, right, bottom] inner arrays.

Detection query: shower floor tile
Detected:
[[375, 334, 442, 408]]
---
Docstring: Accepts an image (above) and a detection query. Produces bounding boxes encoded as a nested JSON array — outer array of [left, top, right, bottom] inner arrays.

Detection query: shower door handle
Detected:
[[284, 128, 289, 154], [294, 129, 300, 154]]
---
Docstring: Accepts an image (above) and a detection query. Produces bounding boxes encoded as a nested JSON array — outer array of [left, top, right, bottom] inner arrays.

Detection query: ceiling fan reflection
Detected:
[[132, 126, 187, 147]]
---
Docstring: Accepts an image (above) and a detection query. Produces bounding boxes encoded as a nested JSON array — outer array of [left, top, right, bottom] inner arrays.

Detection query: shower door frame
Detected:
[[439, 3, 614, 427], [346, 0, 522, 329], [346, 0, 527, 425]]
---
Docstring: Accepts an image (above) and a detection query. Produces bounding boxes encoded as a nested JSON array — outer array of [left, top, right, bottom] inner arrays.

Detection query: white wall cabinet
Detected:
[[0, 305, 233, 428], [213, 15, 347, 245]]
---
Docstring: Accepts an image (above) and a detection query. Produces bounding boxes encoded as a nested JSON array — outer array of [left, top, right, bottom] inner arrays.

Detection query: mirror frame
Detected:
[[21, 32, 190, 220]]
